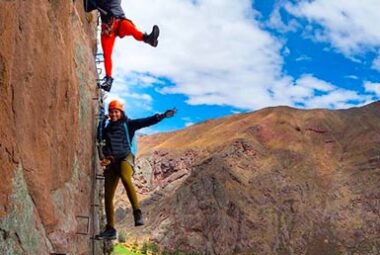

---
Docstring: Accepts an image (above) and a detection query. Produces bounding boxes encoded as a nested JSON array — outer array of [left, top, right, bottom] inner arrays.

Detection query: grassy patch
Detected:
[[111, 244, 141, 255]]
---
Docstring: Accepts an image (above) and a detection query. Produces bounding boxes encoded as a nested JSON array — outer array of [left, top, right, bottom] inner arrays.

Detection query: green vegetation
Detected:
[[112, 242, 200, 255], [147, 242, 159, 255], [141, 241, 148, 254], [118, 231, 126, 243], [131, 240, 139, 253], [112, 244, 140, 255]]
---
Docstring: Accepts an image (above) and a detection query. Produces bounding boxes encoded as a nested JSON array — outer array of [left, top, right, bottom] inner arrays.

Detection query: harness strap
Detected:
[[122, 123, 136, 174]]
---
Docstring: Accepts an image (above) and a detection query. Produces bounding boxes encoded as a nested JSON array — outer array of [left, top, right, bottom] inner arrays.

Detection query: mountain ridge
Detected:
[[113, 101, 380, 254]]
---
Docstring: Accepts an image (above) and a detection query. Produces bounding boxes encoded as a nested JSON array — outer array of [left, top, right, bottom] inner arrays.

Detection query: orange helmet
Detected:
[[108, 100, 124, 112]]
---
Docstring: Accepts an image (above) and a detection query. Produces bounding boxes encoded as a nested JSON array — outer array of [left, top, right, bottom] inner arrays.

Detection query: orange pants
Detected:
[[101, 18, 144, 77]]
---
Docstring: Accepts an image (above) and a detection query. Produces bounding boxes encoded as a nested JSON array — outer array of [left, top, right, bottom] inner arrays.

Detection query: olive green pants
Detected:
[[104, 154, 139, 228]]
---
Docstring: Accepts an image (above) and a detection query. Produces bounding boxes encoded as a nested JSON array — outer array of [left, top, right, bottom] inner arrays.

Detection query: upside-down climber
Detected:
[[97, 0, 160, 92], [96, 100, 176, 240]]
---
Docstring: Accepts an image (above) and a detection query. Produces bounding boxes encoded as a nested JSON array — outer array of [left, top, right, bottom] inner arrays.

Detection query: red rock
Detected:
[[0, 1, 97, 254], [115, 102, 380, 255]]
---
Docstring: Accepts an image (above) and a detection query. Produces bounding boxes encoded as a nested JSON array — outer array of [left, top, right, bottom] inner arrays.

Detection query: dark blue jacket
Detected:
[[102, 114, 164, 159], [98, 0, 125, 21]]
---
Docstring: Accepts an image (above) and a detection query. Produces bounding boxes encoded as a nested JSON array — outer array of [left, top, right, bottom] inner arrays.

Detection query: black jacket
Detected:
[[102, 114, 164, 159]]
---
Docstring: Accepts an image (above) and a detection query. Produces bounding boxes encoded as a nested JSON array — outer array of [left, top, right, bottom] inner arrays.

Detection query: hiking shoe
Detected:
[[95, 226, 117, 240], [133, 209, 144, 226], [143, 25, 159, 47], [98, 76, 113, 92]]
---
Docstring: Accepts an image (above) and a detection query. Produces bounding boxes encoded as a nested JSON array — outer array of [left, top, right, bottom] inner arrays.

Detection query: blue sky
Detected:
[[98, 0, 380, 134]]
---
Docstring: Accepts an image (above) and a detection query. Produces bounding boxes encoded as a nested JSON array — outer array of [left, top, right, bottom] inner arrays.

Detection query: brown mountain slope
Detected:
[[115, 102, 380, 255]]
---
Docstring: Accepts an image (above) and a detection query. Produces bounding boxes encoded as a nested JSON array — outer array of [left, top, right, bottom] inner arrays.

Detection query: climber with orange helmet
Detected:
[[97, 0, 160, 92], [95, 100, 176, 240]]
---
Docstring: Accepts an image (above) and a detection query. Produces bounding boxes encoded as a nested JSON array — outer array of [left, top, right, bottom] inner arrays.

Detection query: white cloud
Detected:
[[372, 54, 380, 72], [295, 75, 335, 92], [120, 72, 163, 88], [231, 110, 243, 115], [267, 3, 299, 33], [104, 77, 153, 113], [104, 95, 126, 106], [181, 117, 195, 127], [103, 0, 376, 111], [110, 0, 287, 110], [364, 81, 380, 96], [286, 0, 380, 56], [344, 75, 359, 80], [303, 89, 366, 109], [295, 55, 311, 62], [270, 74, 373, 109], [185, 122, 194, 127]]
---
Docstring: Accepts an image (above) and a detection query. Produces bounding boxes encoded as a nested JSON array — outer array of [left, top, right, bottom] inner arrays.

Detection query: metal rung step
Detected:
[[76, 215, 90, 235], [96, 174, 105, 180]]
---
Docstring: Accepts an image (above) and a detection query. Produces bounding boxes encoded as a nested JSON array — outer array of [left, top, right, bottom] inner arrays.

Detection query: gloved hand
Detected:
[[163, 108, 177, 118], [100, 156, 113, 167], [100, 159, 111, 167]]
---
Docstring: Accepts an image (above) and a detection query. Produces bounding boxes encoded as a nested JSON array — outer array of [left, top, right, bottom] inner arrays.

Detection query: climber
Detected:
[[95, 100, 176, 240], [97, 0, 160, 92]]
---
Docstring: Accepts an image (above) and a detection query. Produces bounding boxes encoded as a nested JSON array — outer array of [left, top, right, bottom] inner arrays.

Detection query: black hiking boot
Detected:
[[133, 209, 144, 226], [98, 76, 113, 92], [143, 25, 159, 47], [95, 225, 117, 240]]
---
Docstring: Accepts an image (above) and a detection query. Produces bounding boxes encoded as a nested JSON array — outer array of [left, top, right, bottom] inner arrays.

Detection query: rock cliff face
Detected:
[[0, 1, 97, 254], [116, 102, 380, 255]]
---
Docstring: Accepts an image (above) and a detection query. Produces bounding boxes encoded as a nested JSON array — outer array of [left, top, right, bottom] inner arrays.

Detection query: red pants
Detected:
[[101, 19, 144, 77]]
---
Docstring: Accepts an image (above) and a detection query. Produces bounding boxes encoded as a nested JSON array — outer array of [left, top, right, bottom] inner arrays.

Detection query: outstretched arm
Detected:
[[129, 108, 177, 131]]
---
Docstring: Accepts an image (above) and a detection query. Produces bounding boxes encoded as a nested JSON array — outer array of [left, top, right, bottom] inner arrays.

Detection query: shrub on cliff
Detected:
[[118, 231, 126, 243], [141, 241, 148, 254]]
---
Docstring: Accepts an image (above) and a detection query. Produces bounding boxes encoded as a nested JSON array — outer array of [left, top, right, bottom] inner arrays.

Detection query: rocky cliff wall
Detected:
[[0, 1, 97, 254]]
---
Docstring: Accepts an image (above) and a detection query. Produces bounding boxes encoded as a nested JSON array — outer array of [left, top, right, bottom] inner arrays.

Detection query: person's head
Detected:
[[108, 100, 125, 122]]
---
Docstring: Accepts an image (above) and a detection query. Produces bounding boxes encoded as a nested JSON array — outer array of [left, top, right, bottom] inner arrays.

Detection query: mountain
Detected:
[[114, 102, 380, 255]]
